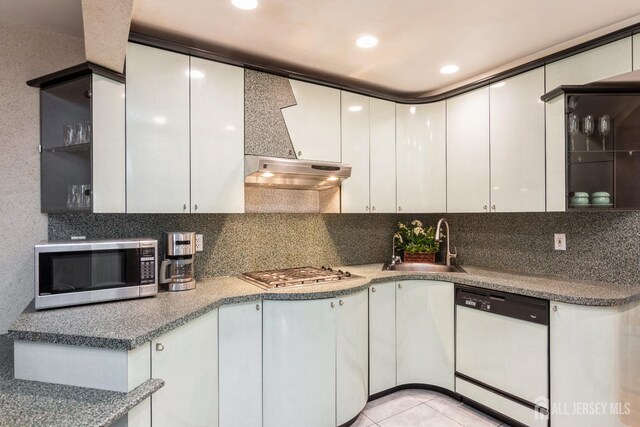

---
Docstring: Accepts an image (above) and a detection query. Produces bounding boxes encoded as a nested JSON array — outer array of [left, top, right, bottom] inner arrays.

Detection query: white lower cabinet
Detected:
[[336, 291, 369, 425], [218, 302, 262, 427], [396, 281, 454, 390], [151, 309, 218, 427], [263, 299, 337, 427], [550, 300, 640, 427], [369, 282, 397, 394]]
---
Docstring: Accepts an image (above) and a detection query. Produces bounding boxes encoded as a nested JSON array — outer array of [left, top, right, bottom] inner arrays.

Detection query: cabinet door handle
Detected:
[[483, 205, 487, 211], [298, 150, 302, 157], [398, 206, 402, 212], [491, 204, 496, 211], [155, 343, 164, 352], [194, 204, 198, 211], [330, 301, 335, 308], [256, 304, 261, 311], [552, 305, 558, 312], [365, 206, 369, 211], [398, 283, 403, 289], [372, 206, 376, 211], [371, 287, 376, 293], [288, 149, 293, 156], [183, 204, 187, 211], [339, 300, 344, 306]]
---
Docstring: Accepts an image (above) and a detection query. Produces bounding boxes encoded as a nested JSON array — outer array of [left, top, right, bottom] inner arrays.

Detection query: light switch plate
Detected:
[[195, 234, 204, 252], [554, 233, 566, 251]]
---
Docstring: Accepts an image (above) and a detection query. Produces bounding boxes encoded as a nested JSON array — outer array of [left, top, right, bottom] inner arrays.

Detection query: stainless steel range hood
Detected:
[[244, 156, 352, 190]]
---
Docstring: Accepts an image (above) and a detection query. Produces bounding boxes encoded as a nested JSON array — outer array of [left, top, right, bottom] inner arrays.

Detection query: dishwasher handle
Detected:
[[455, 286, 549, 326]]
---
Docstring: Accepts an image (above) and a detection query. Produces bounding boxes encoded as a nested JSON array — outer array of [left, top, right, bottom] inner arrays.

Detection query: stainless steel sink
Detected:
[[383, 263, 466, 273]]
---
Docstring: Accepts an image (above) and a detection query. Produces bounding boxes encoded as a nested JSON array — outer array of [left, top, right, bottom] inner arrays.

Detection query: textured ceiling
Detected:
[[0, 0, 83, 37], [131, 0, 640, 96]]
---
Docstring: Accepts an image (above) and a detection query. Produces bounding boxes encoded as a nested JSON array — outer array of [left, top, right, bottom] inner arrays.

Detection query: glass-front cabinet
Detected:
[[543, 83, 640, 210], [29, 63, 126, 213]]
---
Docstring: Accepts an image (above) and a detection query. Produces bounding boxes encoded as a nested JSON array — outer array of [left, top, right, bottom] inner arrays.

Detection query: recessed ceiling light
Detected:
[[348, 105, 363, 112], [356, 35, 378, 49], [231, 0, 258, 10], [153, 116, 166, 125], [440, 64, 460, 75], [261, 172, 274, 178]]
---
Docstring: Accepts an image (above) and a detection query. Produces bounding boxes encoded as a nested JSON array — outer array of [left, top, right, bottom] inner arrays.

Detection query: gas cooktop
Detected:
[[240, 266, 358, 290]]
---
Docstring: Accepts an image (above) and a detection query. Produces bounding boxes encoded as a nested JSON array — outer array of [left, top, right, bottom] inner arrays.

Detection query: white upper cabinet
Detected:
[[126, 43, 191, 213], [91, 74, 126, 213], [396, 102, 446, 213], [336, 291, 369, 425], [635, 34, 640, 70], [545, 37, 632, 89], [190, 57, 245, 213], [490, 68, 546, 212], [281, 80, 341, 162], [545, 96, 567, 212], [369, 98, 397, 213], [446, 87, 490, 213], [151, 309, 218, 427], [218, 302, 262, 427], [263, 299, 336, 427], [396, 281, 454, 390], [341, 92, 370, 213]]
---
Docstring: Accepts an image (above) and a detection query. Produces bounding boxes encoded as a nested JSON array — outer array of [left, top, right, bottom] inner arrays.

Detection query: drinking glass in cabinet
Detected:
[[63, 124, 75, 146], [583, 115, 594, 152], [569, 114, 579, 151], [66, 185, 80, 209], [81, 184, 91, 209], [599, 115, 610, 151]]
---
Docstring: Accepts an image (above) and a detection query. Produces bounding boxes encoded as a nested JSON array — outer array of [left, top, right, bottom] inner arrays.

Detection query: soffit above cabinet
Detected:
[[131, 0, 640, 97]]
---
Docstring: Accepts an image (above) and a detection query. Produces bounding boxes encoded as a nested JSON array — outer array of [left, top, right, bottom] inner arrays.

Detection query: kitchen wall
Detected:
[[50, 210, 640, 286], [0, 22, 85, 334]]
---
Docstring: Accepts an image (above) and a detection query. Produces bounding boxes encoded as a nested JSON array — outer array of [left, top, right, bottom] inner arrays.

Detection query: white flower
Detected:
[[413, 226, 424, 235], [398, 222, 407, 229], [411, 219, 423, 227]]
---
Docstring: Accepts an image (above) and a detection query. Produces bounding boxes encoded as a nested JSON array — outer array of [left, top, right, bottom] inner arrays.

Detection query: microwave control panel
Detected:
[[140, 247, 156, 285]]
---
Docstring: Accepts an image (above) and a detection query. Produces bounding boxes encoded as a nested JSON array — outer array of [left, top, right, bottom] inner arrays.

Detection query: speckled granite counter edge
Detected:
[[100, 378, 164, 427], [9, 268, 640, 351]]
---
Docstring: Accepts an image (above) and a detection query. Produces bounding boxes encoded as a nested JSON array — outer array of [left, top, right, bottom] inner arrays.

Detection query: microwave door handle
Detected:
[[159, 260, 170, 284]]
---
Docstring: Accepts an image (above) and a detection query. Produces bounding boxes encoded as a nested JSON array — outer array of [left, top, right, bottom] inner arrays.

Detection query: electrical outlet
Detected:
[[195, 234, 204, 252], [554, 233, 566, 251]]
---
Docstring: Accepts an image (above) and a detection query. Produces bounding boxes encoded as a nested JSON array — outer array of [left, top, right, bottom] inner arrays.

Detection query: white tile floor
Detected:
[[352, 389, 511, 427]]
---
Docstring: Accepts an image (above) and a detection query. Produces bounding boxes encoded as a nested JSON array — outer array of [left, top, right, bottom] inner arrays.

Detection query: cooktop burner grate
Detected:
[[240, 266, 357, 290]]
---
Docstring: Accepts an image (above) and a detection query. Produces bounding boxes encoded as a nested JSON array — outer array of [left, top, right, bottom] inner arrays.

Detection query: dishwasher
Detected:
[[455, 285, 550, 427]]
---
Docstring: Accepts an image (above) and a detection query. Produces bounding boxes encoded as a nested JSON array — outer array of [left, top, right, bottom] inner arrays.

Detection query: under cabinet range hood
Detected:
[[244, 156, 352, 190]]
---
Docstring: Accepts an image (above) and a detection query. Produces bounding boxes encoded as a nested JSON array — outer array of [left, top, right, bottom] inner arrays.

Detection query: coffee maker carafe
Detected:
[[160, 231, 196, 291]]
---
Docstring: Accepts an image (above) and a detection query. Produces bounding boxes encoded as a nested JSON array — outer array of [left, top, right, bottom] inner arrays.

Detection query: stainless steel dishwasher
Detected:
[[455, 285, 550, 427]]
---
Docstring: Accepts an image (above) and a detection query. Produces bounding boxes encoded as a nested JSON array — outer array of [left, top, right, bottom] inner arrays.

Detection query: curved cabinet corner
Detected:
[[337, 291, 369, 425], [397, 280, 454, 390]]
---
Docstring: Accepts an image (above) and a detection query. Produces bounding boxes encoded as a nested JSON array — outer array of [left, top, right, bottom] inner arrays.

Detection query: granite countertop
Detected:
[[0, 335, 163, 427], [8, 264, 640, 351]]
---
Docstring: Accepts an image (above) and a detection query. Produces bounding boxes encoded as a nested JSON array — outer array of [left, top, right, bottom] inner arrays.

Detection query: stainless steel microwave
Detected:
[[35, 238, 158, 310]]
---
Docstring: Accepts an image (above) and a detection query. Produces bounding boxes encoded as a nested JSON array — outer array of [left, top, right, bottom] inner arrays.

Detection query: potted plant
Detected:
[[394, 220, 440, 263]]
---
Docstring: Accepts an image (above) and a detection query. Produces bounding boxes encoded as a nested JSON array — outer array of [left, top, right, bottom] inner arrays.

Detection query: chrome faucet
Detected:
[[435, 218, 457, 267], [390, 234, 402, 266]]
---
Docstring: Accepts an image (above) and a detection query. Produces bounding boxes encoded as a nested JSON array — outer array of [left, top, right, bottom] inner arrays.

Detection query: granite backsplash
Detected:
[[48, 211, 640, 285]]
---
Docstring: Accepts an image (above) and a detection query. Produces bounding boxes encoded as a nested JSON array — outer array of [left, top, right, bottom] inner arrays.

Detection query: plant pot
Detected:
[[403, 252, 436, 263]]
